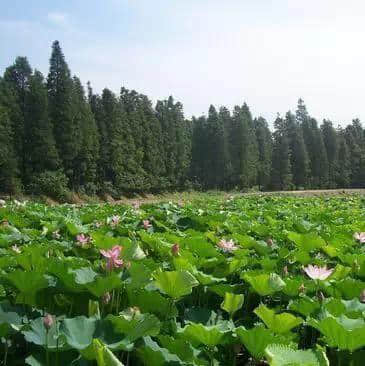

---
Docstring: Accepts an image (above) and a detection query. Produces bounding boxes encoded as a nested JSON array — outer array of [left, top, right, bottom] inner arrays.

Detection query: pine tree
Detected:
[[344, 119, 365, 188], [0, 105, 19, 193], [336, 129, 351, 187], [228, 104, 258, 189], [47, 41, 80, 187], [270, 115, 292, 190], [204, 105, 225, 189], [71, 77, 99, 191], [284, 111, 309, 188], [23, 70, 59, 184], [3, 56, 32, 180], [219, 106, 233, 189], [321, 119, 338, 188], [254, 117, 272, 190], [190, 116, 207, 188]]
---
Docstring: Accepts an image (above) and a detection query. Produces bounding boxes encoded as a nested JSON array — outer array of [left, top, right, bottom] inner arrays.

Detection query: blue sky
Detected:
[[1, 0, 365, 125]]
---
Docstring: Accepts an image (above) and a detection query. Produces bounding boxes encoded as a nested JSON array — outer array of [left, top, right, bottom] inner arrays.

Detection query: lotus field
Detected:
[[1, 194, 365, 365]]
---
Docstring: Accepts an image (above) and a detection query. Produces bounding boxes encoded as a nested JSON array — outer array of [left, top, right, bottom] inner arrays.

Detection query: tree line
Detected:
[[0, 41, 364, 199]]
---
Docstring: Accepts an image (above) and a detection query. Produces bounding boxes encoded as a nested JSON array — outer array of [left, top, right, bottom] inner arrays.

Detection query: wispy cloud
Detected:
[[47, 12, 69, 27]]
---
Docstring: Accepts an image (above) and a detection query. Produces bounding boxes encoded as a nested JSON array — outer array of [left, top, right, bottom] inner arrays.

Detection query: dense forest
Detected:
[[0, 41, 364, 199]]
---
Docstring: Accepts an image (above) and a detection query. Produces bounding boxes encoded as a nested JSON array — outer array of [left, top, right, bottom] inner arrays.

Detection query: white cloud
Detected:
[[47, 12, 69, 27]]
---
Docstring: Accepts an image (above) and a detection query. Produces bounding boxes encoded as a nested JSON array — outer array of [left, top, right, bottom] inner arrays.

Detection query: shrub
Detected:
[[28, 170, 70, 202]]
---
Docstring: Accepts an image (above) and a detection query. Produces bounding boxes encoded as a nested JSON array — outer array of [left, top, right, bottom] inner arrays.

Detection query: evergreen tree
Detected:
[[336, 129, 351, 187], [190, 116, 207, 188], [228, 103, 258, 189], [284, 111, 309, 188], [47, 41, 80, 187], [0, 105, 19, 193], [3, 57, 32, 179], [344, 119, 365, 187], [321, 119, 338, 188], [204, 105, 225, 189], [270, 115, 292, 190], [23, 70, 59, 184], [71, 77, 99, 191], [219, 106, 233, 189], [254, 117, 272, 190]]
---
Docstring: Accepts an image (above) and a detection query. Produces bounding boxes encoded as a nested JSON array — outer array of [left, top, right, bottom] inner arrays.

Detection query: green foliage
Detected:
[[0, 194, 364, 364]]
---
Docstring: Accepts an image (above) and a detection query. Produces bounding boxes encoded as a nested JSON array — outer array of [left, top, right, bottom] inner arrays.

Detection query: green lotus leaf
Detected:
[[61, 316, 133, 352], [153, 270, 198, 299], [65, 220, 87, 236], [221, 292, 244, 317], [4, 269, 50, 298], [22, 317, 66, 350], [208, 284, 245, 297], [194, 270, 224, 285], [243, 273, 285, 296], [254, 304, 303, 334], [236, 325, 291, 360], [289, 297, 321, 317], [307, 315, 365, 352], [107, 311, 161, 342], [330, 264, 351, 281], [71, 267, 98, 285], [287, 232, 326, 252], [264, 344, 329, 366], [126, 288, 178, 318], [86, 273, 122, 297], [91, 232, 121, 250], [0, 302, 23, 336], [25, 351, 80, 366], [88, 339, 125, 366], [158, 335, 203, 365], [137, 336, 184, 366], [332, 279, 365, 300], [178, 322, 232, 346], [183, 235, 218, 258]]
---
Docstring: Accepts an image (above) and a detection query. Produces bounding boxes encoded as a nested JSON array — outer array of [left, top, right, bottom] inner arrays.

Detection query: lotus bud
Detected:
[[360, 289, 365, 303], [11, 245, 21, 254], [102, 292, 111, 305], [283, 265, 289, 277], [130, 306, 141, 316], [318, 291, 325, 302], [43, 314, 54, 330], [266, 238, 273, 247], [171, 243, 180, 256]]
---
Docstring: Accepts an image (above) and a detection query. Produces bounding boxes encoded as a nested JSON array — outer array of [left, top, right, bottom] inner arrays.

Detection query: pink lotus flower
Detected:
[[217, 239, 238, 253], [354, 232, 365, 243], [100, 245, 123, 271], [76, 234, 91, 247], [143, 220, 152, 230], [43, 314, 55, 330], [171, 243, 180, 256], [108, 215, 120, 228], [102, 292, 111, 305], [11, 244, 21, 254], [303, 265, 333, 280]]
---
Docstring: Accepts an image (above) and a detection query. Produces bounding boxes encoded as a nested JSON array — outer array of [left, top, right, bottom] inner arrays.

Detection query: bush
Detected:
[[28, 170, 70, 202]]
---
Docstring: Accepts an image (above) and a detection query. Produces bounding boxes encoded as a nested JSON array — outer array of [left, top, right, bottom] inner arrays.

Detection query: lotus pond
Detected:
[[0, 194, 365, 365]]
